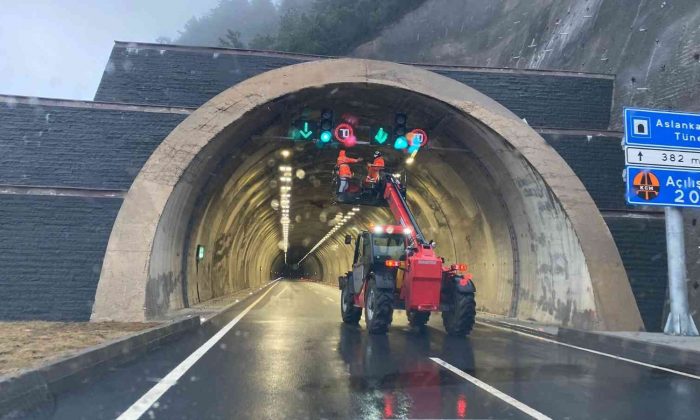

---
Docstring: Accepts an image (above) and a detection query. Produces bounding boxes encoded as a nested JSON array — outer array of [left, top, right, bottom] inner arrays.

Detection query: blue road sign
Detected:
[[626, 166, 700, 208], [625, 108, 700, 150]]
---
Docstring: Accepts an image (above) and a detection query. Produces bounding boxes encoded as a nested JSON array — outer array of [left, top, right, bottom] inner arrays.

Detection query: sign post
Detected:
[[624, 108, 699, 336]]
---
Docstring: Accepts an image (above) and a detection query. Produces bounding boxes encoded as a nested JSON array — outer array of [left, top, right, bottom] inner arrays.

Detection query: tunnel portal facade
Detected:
[[90, 58, 643, 331]]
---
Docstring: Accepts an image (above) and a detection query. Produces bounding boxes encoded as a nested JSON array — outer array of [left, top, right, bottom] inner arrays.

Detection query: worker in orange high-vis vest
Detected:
[[366, 150, 385, 184], [337, 149, 362, 193]]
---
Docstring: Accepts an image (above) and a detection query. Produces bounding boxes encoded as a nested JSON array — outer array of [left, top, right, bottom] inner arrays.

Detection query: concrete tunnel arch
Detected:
[[91, 58, 643, 331]]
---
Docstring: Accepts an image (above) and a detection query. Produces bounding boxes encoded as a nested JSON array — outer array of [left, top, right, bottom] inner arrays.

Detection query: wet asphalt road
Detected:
[[11, 279, 700, 419]]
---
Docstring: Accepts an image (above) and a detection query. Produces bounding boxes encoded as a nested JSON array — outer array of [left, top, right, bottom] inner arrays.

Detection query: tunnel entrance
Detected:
[[91, 58, 642, 331]]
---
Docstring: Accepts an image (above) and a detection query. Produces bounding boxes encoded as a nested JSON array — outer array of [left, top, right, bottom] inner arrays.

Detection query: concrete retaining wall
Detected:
[[95, 42, 612, 130], [0, 46, 672, 329], [0, 101, 187, 189], [0, 195, 121, 321]]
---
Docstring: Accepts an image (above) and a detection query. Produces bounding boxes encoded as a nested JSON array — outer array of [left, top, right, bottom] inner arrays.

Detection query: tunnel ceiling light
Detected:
[[297, 210, 361, 265], [277, 164, 294, 262]]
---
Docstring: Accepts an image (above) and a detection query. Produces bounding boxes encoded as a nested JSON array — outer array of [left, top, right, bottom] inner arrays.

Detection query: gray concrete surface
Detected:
[[476, 311, 560, 337], [0, 46, 667, 329], [163, 282, 276, 323], [0, 316, 199, 417], [96, 41, 614, 130], [0, 79, 663, 328], [91, 58, 642, 331], [13, 280, 700, 420], [353, 0, 700, 130], [598, 331, 700, 353]]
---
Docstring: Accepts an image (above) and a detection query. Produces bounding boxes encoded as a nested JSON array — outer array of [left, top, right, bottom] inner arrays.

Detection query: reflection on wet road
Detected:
[[336, 323, 525, 419], [16, 280, 700, 419]]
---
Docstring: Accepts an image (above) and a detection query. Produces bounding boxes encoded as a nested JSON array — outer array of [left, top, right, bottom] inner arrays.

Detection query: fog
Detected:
[[0, 0, 220, 100]]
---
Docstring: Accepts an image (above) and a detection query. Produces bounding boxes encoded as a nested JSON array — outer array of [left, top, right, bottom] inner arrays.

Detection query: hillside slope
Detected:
[[353, 0, 700, 129]]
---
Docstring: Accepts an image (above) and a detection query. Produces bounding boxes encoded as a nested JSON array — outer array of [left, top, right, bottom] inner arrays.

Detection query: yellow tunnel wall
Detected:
[[167, 84, 601, 328]]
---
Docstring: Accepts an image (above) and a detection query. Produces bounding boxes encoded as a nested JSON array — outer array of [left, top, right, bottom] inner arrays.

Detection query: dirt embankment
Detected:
[[0, 321, 158, 377]]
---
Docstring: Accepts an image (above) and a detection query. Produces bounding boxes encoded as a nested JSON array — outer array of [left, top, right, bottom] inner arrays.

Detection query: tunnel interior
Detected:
[[142, 81, 606, 329]]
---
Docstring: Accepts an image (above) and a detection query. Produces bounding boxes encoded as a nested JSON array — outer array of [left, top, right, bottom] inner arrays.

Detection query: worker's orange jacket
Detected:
[[367, 157, 385, 181], [337, 150, 360, 177]]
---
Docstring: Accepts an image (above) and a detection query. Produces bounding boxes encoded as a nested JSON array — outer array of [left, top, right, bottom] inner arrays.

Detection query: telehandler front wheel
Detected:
[[341, 278, 362, 324], [364, 277, 393, 334]]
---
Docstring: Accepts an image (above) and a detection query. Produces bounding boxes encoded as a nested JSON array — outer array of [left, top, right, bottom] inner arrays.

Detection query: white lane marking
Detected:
[[312, 282, 700, 379], [273, 284, 290, 298], [308, 282, 339, 296], [430, 357, 552, 420], [117, 282, 279, 420], [476, 321, 700, 381]]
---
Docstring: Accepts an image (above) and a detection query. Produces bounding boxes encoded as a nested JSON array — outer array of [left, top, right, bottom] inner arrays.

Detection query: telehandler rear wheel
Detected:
[[442, 292, 476, 336], [407, 310, 430, 328]]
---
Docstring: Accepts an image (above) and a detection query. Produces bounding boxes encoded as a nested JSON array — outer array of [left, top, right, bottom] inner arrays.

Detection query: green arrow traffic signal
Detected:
[[374, 127, 388, 144], [299, 121, 313, 139]]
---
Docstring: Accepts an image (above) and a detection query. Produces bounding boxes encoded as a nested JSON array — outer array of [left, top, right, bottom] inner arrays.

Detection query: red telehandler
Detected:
[[337, 174, 476, 335]]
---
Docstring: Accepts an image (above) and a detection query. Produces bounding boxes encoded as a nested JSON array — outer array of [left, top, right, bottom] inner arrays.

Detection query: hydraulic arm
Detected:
[[382, 174, 444, 311], [383, 175, 427, 248]]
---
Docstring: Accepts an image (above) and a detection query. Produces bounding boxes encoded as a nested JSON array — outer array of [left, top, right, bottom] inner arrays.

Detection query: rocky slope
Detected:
[[353, 0, 700, 129]]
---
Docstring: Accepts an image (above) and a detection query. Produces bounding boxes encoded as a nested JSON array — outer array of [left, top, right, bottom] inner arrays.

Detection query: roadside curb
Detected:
[[0, 316, 200, 417], [557, 328, 700, 376], [0, 280, 281, 416], [478, 316, 700, 377], [262, 282, 700, 378], [296, 282, 700, 377], [202, 280, 279, 326], [475, 315, 558, 339]]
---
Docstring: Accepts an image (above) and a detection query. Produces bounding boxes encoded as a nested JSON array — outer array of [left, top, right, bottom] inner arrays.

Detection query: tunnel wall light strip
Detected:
[[297, 207, 360, 265], [279, 165, 293, 263]]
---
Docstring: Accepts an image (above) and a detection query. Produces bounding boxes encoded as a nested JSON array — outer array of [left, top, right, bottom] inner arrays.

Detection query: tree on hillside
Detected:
[[172, 0, 425, 55], [277, 0, 313, 15], [219, 30, 246, 49], [273, 0, 425, 55], [177, 0, 279, 47], [249, 34, 277, 50]]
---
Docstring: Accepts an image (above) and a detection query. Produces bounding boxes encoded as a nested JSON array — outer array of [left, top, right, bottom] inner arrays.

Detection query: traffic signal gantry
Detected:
[[289, 110, 428, 151]]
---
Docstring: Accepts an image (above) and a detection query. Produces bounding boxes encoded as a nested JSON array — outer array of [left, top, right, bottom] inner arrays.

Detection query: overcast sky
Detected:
[[0, 0, 220, 100]]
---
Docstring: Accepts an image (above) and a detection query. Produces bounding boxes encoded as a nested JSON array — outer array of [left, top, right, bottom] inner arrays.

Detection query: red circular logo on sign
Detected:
[[632, 170, 660, 201], [407, 129, 428, 147], [334, 123, 355, 144]]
